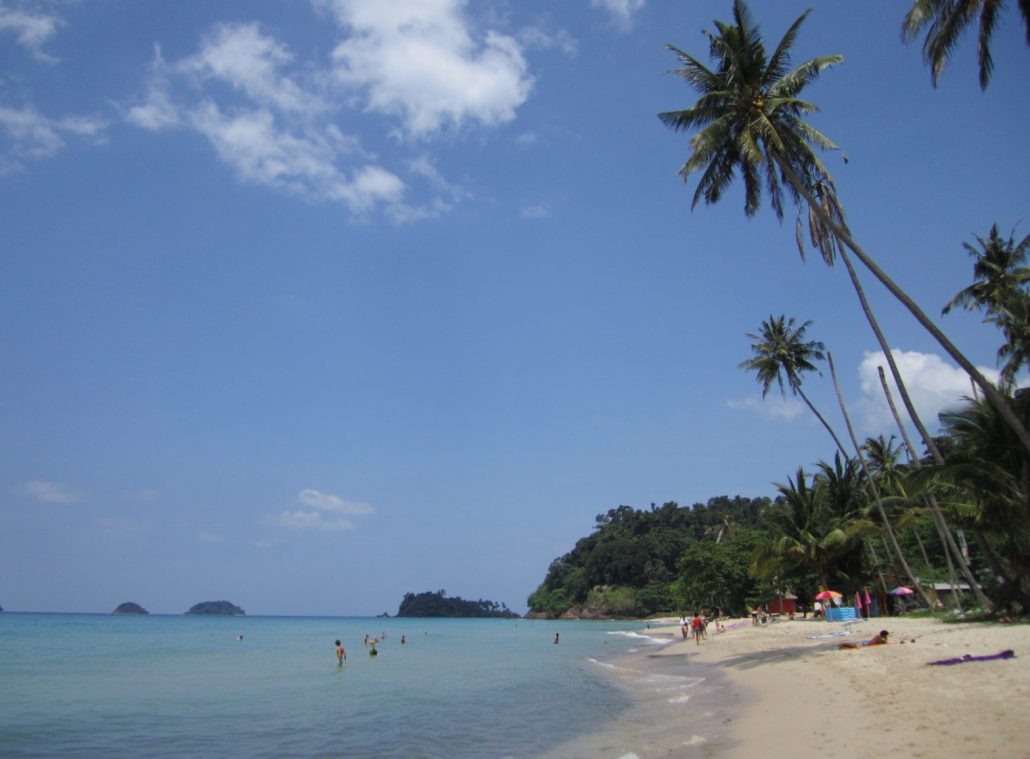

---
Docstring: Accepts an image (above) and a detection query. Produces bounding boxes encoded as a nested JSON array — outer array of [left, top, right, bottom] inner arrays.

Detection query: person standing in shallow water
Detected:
[[553, 633, 559, 644], [335, 640, 346, 666]]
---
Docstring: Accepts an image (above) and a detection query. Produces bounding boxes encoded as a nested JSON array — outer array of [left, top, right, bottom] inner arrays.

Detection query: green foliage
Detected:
[[397, 591, 518, 618], [677, 528, 765, 614], [526, 497, 769, 617]]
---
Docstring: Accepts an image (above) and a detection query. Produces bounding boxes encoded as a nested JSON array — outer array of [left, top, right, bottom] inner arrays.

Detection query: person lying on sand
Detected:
[[839, 630, 889, 650]]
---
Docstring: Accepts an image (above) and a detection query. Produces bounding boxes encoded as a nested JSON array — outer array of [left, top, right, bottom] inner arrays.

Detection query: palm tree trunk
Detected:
[[796, 387, 849, 459], [876, 366, 967, 610], [774, 156, 1030, 457], [826, 351, 936, 609], [875, 366, 995, 611]]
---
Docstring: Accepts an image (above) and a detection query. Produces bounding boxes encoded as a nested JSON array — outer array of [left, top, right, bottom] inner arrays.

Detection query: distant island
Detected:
[[397, 590, 519, 618], [113, 602, 148, 614], [185, 600, 245, 616]]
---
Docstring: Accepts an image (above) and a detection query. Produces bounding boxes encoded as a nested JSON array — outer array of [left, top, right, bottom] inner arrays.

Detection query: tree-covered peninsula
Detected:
[[185, 600, 245, 616], [397, 590, 519, 618]]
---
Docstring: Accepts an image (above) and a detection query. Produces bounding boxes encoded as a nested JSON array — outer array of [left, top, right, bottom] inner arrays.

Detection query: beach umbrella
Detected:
[[889, 586, 914, 596], [814, 590, 842, 601]]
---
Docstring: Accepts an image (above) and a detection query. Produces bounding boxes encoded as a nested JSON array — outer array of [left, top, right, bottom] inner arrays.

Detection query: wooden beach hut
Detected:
[[766, 593, 798, 615]]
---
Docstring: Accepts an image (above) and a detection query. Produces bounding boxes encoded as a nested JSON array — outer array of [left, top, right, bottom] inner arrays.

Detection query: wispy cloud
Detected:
[[590, 0, 645, 29], [268, 488, 374, 533], [0, 4, 62, 62], [180, 22, 325, 116], [24, 479, 84, 504], [520, 202, 549, 219], [727, 395, 806, 421], [0, 104, 107, 173], [298, 488, 374, 516]]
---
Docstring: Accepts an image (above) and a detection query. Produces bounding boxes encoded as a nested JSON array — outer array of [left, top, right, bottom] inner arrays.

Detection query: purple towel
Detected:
[[926, 649, 1015, 666]]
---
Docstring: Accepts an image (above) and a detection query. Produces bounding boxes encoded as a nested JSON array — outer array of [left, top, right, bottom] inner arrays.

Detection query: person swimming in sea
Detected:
[[335, 639, 347, 666], [369, 637, 379, 657]]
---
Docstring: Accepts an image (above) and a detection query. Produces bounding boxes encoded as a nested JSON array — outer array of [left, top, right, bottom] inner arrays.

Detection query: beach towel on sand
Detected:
[[926, 649, 1015, 666]]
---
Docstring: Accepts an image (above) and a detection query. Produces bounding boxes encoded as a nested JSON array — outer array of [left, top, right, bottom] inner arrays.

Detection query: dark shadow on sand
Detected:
[[703, 642, 842, 670]]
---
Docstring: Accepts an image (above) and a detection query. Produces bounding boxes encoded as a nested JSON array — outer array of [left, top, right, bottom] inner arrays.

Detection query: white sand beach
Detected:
[[648, 616, 1030, 757]]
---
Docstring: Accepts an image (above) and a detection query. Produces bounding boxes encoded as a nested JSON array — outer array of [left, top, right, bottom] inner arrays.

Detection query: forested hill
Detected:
[[527, 497, 772, 619], [397, 591, 519, 618]]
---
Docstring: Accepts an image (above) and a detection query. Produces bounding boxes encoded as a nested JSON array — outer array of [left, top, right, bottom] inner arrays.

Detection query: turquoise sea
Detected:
[[0, 613, 737, 758]]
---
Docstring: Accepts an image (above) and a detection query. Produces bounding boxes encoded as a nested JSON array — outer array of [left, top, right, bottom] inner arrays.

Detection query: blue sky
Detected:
[[2, 0, 1028, 616]]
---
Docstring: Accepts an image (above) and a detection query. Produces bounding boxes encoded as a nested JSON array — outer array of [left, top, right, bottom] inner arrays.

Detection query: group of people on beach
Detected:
[[680, 612, 708, 645]]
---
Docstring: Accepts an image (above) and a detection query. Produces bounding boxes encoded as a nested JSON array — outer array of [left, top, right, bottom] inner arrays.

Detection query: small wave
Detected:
[[667, 693, 691, 704], [608, 631, 667, 645]]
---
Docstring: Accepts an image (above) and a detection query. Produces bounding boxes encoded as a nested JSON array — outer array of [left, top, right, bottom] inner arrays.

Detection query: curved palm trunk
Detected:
[[840, 242, 994, 608], [775, 156, 1030, 457], [877, 366, 964, 609], [827, 352, 936, 609], [796, 386, 849, 459]]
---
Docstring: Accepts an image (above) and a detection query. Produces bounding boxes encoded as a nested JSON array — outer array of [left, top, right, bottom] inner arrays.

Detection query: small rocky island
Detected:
[[186, 600, 245, 616], [113, 602, 149, 614], [397, 590, 519, 618]]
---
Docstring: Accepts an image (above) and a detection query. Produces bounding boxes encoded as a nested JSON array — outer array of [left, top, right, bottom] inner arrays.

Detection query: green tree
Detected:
[[658, 0, 1030, 456], [740, 314, 847, 457], [902, 0, 1030, 89], [753, 463, 872, 589], [944, 225, 1030, 388], [933, 391, 1030, 611]]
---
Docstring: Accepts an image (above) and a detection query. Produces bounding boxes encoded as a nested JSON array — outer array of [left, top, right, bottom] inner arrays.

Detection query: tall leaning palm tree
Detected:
[[658, 0, 1030, 456], [902, 0, 1030, 90], [740, 315, 848, 457]]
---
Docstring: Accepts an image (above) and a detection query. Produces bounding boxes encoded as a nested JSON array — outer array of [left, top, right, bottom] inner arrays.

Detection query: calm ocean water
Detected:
[[0, 613, 733, 758]]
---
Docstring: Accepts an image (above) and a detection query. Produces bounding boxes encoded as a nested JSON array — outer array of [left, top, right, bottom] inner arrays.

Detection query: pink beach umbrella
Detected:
[[889, 586, 914, 596], [814, 590, 842, 601]]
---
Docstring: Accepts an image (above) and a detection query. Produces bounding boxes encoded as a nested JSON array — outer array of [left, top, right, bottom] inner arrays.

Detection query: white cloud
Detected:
[[197, 531, 224, 543], [0, 104, 107, 172], [123, 2, 537, 219], [0, 5, 62, 62], [727, 395, 807, 421], [125, 45, 181, 130], [267, 488, 373, 533], [520, 202, 549, 219], [856, 349, 1001, 435], [24, 480, 83, 504], [326, 0, 533, 137], [298, 488, 374, 515], [274, 510, 355, 531], [181, 22, 323, 116], [590, 0, 645, 28]]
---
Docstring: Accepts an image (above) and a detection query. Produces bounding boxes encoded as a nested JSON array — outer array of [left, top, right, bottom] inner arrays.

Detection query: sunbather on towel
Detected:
[[839, 629, 889, 649]]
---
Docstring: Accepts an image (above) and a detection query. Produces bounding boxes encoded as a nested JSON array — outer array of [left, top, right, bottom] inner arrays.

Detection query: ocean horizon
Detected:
[[0, 612, 733, 757]]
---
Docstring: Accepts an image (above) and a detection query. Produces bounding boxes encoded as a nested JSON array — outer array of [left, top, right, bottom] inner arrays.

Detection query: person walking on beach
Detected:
[[335, 640, 347, 666], [691, 613, 704, 645]]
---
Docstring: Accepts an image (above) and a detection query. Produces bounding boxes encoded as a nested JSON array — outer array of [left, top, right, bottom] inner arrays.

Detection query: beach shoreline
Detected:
[[632, 615, 1030, 758]]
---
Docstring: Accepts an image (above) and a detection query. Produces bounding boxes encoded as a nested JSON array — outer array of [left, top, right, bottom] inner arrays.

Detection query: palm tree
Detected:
[[826, 351, 936, 608], [753, 465, 871, 590], [740, 315, 848, 457], [934, 392, 1030, 611], [944, 225, 1030, 388], [902, 0, 1030, 90], [659, 0, 1030, 456]]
